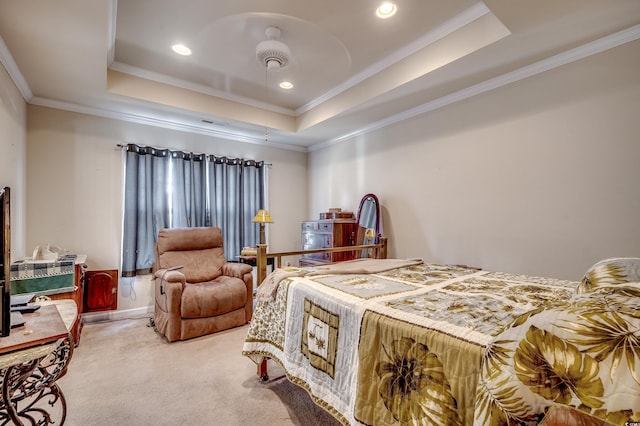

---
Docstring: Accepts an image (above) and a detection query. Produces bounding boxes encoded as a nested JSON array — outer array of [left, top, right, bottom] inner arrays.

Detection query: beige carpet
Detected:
[[58, 317, 340, 426]]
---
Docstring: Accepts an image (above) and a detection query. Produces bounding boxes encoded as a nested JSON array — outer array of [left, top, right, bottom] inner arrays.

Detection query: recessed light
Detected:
[[172, 43, 192, 56], [279, 81, 293, 90], [376, 2, 397, 19]]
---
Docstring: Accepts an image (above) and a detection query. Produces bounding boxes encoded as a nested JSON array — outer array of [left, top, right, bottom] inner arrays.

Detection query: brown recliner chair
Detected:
[[153, 227, 253, 342]]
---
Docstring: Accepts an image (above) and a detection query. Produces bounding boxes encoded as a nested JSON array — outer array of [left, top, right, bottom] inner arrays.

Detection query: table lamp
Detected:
[[252, 209, 273, 245], [364, 227, 376, 241]]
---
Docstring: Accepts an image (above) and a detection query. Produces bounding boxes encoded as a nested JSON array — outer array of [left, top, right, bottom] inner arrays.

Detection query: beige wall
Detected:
[[26, 106, 307, 315], [0, 63, 27, 260], [309, 40, 640, 280]]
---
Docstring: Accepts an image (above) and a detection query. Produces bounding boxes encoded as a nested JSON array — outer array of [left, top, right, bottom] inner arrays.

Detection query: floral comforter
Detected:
[[242, 260, 640, 425]]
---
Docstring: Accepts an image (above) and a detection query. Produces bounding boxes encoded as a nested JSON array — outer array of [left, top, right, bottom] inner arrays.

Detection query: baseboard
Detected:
[[82, 306, 154, 323]]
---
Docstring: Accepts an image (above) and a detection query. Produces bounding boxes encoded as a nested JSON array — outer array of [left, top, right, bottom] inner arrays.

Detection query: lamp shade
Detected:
[[252, 209, 273, 223]]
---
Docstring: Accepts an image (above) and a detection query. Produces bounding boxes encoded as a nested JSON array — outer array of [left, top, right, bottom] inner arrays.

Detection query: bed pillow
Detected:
[[576, 257, 640, 294], [478, 280, 640, 425]]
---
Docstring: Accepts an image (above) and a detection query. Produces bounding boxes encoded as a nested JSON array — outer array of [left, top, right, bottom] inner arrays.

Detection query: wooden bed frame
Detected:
[[253, 237, 388, 380], [254, 237, 388, 290]]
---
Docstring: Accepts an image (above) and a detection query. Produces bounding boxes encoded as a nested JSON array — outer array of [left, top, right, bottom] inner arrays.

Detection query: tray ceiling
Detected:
[[0, 0, 638, 150]]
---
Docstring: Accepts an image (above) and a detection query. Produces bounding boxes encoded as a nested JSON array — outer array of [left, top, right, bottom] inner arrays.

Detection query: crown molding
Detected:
[[109, 61, 296, 117], [29, 96, 308, 152], [0, 35, 32, 101], [310, 24, 640, 152]]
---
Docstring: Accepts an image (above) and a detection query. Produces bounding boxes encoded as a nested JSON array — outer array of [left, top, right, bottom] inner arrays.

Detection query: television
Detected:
[[0, 187, 10, 336]]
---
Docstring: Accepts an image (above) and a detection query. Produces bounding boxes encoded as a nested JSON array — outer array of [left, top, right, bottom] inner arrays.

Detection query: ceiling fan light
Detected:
[[266, 58, 281, 71], [256, 26, 292, 71], [376, 2, 397, 19], [256, 39, 291, 71]]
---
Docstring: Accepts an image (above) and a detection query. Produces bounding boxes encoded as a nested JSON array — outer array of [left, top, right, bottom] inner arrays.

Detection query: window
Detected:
[[121, 144, 267, 277]]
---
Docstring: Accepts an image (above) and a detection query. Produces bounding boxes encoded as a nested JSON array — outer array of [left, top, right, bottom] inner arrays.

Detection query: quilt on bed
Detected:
[[242, 261, 640, 425]]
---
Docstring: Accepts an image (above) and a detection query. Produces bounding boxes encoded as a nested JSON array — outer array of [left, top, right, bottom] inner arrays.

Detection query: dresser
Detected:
[[300, 219, 357, 266], [42, 256, 86, 346]]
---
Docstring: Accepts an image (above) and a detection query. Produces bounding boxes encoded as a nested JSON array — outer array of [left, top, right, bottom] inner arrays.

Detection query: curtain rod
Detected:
[[115, 143, 272, 166]]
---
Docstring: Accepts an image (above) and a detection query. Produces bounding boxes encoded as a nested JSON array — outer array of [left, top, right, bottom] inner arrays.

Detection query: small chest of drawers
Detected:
[[300, 219, 357, 266]]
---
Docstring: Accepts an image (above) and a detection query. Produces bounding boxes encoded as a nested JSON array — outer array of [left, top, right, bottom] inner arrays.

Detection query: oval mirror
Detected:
[[356, 193, 381, 246]]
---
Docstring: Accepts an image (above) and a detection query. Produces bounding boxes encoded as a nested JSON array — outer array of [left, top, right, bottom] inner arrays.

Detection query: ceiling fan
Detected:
[[256, 26, 292, 72]]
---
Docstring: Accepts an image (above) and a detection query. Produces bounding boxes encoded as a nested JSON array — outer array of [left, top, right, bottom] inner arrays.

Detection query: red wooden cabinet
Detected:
[[83, 270, 118, 313]]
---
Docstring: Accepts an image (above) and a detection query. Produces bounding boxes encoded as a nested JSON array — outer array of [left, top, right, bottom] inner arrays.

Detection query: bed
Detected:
[[242, 252, 640, 425]]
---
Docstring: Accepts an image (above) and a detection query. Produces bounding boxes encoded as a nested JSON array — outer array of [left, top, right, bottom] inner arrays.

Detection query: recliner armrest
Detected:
[[154, 269, 185, 322], [154, 268, 187, 284], [222, 262, 252, 279]]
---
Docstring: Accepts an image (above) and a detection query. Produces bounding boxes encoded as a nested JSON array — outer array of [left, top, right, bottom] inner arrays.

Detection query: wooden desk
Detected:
[[0, 305, 68, 355], [0, 304, 74, 425]]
